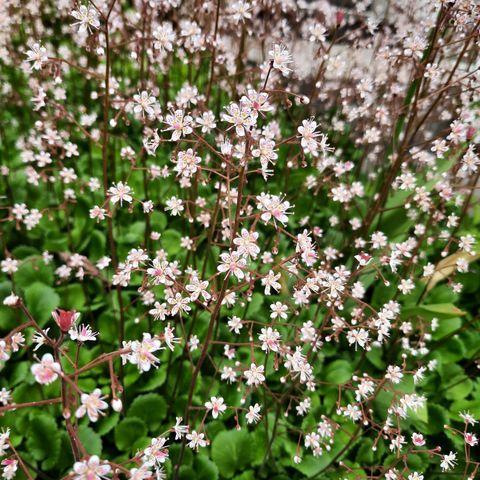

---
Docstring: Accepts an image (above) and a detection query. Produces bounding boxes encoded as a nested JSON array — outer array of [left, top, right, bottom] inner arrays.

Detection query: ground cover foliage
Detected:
[[0, 0, 480, 479]]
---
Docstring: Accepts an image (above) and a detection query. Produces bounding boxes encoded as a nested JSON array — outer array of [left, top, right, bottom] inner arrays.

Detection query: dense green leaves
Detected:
[[114, 417, 148, 451], [127, 393, 167, 431], [212, 430, 254, 478], [24, 282, 60, 326], [26, 414, 61, 470]]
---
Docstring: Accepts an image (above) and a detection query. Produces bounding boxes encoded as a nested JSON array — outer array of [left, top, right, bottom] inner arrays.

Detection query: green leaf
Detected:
[[78, 425, 102, 456], [196, 455, 219, 480], [161, 230, 182, 255], [179, 466, 197, 480], [24, 282, 60, 326], [323, 359, 353, 385], [233, 472, 255, 480], [403, 303, 465, 320], [211, 429, 253, 478], [26, 413, 61, 470], [127, 393, 167, 432], [15, 256, 53, 288], [114, 417, 147, 451], [356, 438, 374, 464], [56, 283, 86, 311], [137, 365, 167, 392], [96, 413, 119, 436]]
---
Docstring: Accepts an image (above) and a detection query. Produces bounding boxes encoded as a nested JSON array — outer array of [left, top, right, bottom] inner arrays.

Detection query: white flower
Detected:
[[142, 437, 169, 466], [259, 327, 281, 352], [385, 365, 403, 384], [233, 229, 260, 259], [205, 396, 227, 419], [31, 353, 61, 385], [72, 455, 111, 480], [1, 258, 18, 274], [186, 430, 207, 450], [165, 196, 184, 216], [173, 417, 189, 440], [223, 103, 256, 137], [153, 23, 176, 51], [163, 110, 193, 141], [71, 5, 100, 33], [123, 333, 163, 372], [270, 301, 288, 319], [347, 328, 369, 350], [75, 389, 109, 422], [268, 44, 292, 76], [69, 324, 98, 342], [244, 363, 265, 387], [133, 90, 158, 117], [256, 193, 292, 226], [3, 293, 19, 307], [246, 403, 261, 424], [108, 182, 133, 205], [25, 43, 48, 70], [440, 451, 457, 472], [217, 251, 247, 279]]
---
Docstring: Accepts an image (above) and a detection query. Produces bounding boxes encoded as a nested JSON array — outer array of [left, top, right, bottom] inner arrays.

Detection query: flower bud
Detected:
[[335, 10, 345, 26], [52, 309, 80, 332], [111, 398, 123, 412]]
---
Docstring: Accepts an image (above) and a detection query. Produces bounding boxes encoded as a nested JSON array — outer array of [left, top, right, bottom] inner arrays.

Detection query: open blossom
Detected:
[[440, 452, 457, 472], [205, 396, 227, 419], [69, 324, 98, 342], [133, 90, 158, 117], [233, 229, 260, 259], [259, 327, 281, 352], [246, 403, 261, 424], [186, 430, 207, 450], [256, 193, 292, 225], [241, 89, 273, 114], [1, 458, 18, 479], [244, 363, 265, 386], [347, 328, 369, 350], [149, 301, 168, 321], [165, 196, 184, 216], [223, 102, 256, 136], [196, 110, 216, 133], [153, 22, 176, 51], [186, 274, 211, 302], [464, 432, 478, 446], [72, 456, 111, 480], [268, 44, 292, 76], [0, 258, 18, 274], [163, 110, 193, 141], [25, 43, 48, 70], [75, 389, 109, 422], [70, 5, 100, 33], [108, 182, 133, 205], [143, 437, 169, 466], [174, 149, 201, 178], [123, 333, 163, 372], [31, 353, 61, 385], [217, 251, 247, 279]]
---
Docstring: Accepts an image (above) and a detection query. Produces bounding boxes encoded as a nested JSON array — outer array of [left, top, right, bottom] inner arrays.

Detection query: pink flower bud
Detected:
[[466, 126, 476, 141], [336, 10, 345, 26]]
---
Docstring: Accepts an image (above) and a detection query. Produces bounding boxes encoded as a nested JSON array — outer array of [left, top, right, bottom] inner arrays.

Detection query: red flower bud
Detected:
[[336, 10, 345, 26], [52, 309, 80, 332], [466, 126, 476, 141]]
